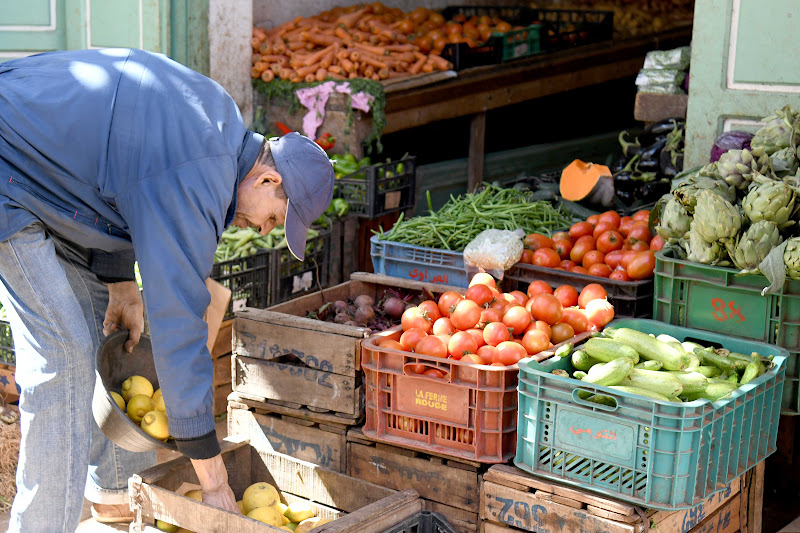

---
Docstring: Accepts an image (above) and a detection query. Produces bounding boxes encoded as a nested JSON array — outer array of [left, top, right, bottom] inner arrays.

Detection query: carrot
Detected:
[[305, 73, 317, 83], [259, 55, 289, 65], [250, 66, 260, 79], [348, 71, 358, 79], [378, 67, 390, 79], [250, 37, 262, 49], [385, 44, 417, 52], [315, 68, 328, 81], [427, 54, 452, 71], [337, 7, 367, 29], [319, 51, 334, 69], [363, 65, 375, 78], [258, 41, 272, 55], [271, 63, 283, 74], [354, 42, 387, 56], [294, 63, 320, 77], [272, 40, 286, 55], [302, 31, 339, 47], [252, 53, 263, 64], [408, 53, 426, 75], [329, 65, 343, 75], [390, 52, 415, 63], [371, 73, 380, 81], [289, 71, 302, 83], [278, 68, 293, 79], [328, 72, 346, 80], [349, 51, 361, 63], [260, 69, 275, 82], [359, 53, 388, 69], [303, 44, 336, 67], [287, 40, 306, 51], [334, 26, 351, 41], [336, 49, 350, 61], [340, 58, 356, 73], [253, 61, 268, 73]]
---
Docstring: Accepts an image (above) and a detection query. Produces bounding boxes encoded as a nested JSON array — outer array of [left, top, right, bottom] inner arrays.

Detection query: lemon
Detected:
[[155, 519, 179, 532], [246, 505, 283, 526], [109, 391, 126, 411], [237, 500, 245, 514], [286, 524, 299, 531], [277, 502, 288, 516], [152, 388, 166, 412], [126, 395, 154, 424], [121, 375, 154, 402], [141, 410, 170, 440], [295, 517, 332, 533], [284, 501, 314, 523], [184, 489, 202, 502], [242, 482, 279, 514]]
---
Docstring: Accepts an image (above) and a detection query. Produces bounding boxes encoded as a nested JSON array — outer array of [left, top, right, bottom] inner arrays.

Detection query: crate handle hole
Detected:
[[572, 388, 619, 412]]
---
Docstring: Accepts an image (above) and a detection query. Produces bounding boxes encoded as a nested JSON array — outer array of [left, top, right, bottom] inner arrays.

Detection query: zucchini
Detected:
[[571, 350, 601, 371], [612, 328, 685, 370], [695, 348, 747, 373], [727, 374, 740, 384], [681, 341, 704, 353], [581, 358, 634, 387], [555, 343, 574, 359], [584, 338, 640, 364], [683, 382, 738, 402], [740, 360, 766, 385], [684, 354, 701, 372], [551, 369, 570, 378], [635, 360, 663, 371], [694, 365, 723, 378], [667, 371, 709, 395], [621, 369, 684, 397], [656, 334, 682, 345], [608, 386, 673, 402]]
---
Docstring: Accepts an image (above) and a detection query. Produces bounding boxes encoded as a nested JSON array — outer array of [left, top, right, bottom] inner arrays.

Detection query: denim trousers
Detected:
[[0, 223, 156, 532]]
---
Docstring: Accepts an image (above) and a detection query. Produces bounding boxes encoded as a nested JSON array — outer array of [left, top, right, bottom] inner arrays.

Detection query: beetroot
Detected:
[[382, 297, 406, 319]]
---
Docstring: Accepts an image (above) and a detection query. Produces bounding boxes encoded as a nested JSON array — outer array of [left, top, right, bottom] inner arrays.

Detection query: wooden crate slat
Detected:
[[650, 477, 741, 533], [688, 494, 741, 533], [317, 490, 423, 533], [213, 354, 232, 386], [422, 500, 479, 533], [231, 393, 364, 426], [349, 427, 483, 469]]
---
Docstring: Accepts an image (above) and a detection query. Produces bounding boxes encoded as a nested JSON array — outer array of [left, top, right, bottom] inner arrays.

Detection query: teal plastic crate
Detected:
[[515, 318, 787, 511], [654, 248, 800, 415]]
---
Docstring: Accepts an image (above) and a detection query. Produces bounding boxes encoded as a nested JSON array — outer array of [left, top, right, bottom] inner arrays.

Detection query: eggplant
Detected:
[[618, 131, 641, 159], [637, 118, 684, 146], [660, 149, 678, 178], [615, 189, 636, 206], [637, 179, 672, 203], [611, 155, 629, 174], [674, 153, 684, 173], [614, 171, 637, 192]]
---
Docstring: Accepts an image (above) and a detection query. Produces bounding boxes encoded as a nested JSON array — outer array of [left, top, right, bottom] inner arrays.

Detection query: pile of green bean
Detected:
[[377, 185, 574, 251], [214, 226, 319, 262]]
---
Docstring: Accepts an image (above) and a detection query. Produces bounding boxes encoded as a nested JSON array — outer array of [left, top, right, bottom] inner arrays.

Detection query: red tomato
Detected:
[[627, 250, 656, 280], [588, 263, 612, 278], [630, 240, 651, 252], [418, 300, 442, 322], [494, 341, 526, 365], [408, 363, 426, 374], [523, 233, 554, 251], [628, 225, 653, 245], [414, 336, 447, 358], [465, 328, 486, 349], [552, 231, 571, 242], [450, 299, 482, 330], [584, 298, 615, 329], [604, 250, 625, 270], [438, 291, 463, 318], [469, 273, 497, 290], [553, 239, 573, 260], [650, 235, 665, 251], [569, 265, 589, 275], [509, 291, 528, 306], [570, 236, 596, 264], [435, 334, 453, 347], [521, 329, 550, 355], [530, 293, 563, 325], [598, 210, 621, 229], [532, 320, 552, 338], [402, 307, 432, 333], [479, 308, 503, 328], [609, 270, 631, 281], [490, 299, 510, 314], [503, 305, 532, 336], [378, 339, 405, 351], [582, 250, 606, 269], [559, 307, 589, 333], [569, 221, 594, 240], [578, 283, 608, 308], [550, 322, 575, 344], [461, 353, 485, 365], [596, 230, 624, 254], [560, 260, 576, 270], [553, 285, 579, 308], [423, 368, 445, 379], [432, 317, 455, 336], [448, 331, 478, 360], [476, 345, 498, 365], [527, 280, 553, 299], [533, 248, 561, 268], [465, 284, 494, 306], [520, 249, 534, 264], [592, 222, 616, 240], [633, 209, 650, 222], [399, 328, 428, 351], [586, 214, 600, 227], [483, 322, 511, 346], [620, 250, 639, 270]]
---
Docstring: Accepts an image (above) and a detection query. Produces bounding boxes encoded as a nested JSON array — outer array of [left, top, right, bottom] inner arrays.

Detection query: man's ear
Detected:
[[254, 168, 283, 188]]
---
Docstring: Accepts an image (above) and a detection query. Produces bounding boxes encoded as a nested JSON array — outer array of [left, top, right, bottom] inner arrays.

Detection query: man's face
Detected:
[[232, 170, 288, 236]]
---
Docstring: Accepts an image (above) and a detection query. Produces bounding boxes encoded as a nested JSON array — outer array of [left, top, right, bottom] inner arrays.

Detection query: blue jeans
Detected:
[[0, 224, 156, 533]]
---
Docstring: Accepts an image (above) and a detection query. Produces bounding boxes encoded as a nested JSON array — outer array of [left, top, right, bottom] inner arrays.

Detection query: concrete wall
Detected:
[[209, 0, 254, 125]]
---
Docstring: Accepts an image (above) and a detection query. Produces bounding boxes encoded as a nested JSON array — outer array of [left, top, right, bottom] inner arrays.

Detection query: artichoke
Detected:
[[682, 223, 730, 265], [672, 172, 737, 214], [769, 146, 799, 178], [750, 105, 800, 156], [717, 149, 758, 190], [727, 221, 783, 272], [742, 174, 796, 229], [693, 189, 742, 243], [656, 197, 691, 243], [786, 238, 800, 280]]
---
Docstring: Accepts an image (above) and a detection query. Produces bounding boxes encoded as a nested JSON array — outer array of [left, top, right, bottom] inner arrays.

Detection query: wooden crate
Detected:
[[211, 319, 233, 358], [348, 428, 482, 533], [327, 216, 359, 288], [129, 435, 423, 533], [633, 93, 688, 122], [480, 464, 759, 533], [228, 395, 348, 473], [232, 273, 462, 422]]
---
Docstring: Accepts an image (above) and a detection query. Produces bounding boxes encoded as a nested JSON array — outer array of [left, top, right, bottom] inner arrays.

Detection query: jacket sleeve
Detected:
[[90, 249, 136, 283], [115, 157, 235, 459]]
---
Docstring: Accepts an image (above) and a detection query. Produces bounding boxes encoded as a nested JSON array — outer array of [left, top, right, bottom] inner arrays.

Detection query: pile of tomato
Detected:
[[517, 208, 663, 281], [376, 274, 615, 375]]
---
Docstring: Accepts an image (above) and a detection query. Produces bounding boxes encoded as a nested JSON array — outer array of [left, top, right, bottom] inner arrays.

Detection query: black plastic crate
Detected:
[[382, 511, 457, 533], [0, 320, 14, 364], [211, 228, 331, 319], [336, 157, 416, 219], [505, 263, 654, 318], [531, 8, 614, 52]]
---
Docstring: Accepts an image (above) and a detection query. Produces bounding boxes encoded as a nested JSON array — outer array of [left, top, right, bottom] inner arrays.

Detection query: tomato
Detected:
[[584, 298, 615, 329], [490, 299, 510, 314], [560, 260, 577, 270], [450, 299, 482, 330], [596, 230, 624, 254], [521, 329, 550, 355], [531, 320, 552, 338], [461, 353, 485, 365], [503, 305, 532, 335], [479, 308, 502, 328], [378, 339, 405, 351], [590, 223, 613, 241], [423, 368, 445, 379], [509, 291, 528, 306], [437, 291, 463, 318], [465, 328, 486, 349], [432, 317, 455, 336], [469, 272, 497, 290], [633, 209, 651, 222], [627, 225, 653, 245], [586, 214, 600, 227], [627, 250, 656, 280], [399, 328, 428, 351], [553, 285, 579, 308], [523, 233, 554, 251], [533, 248, 561, 268], [570, 236, 596, 264], [465, 283, 494, 306], [520, 249, 534, 264], [530, 293, 563, 325], [631, 240, 651, 252], [402, 307, 433, 333], [408, 363, 426, 374], [582, 250, 606, 269], [588, 263, 612, 278], [483, 322, 511, 346], [578, 283, 608, 308], [609, 270, 630, 281], [604, 250, 625, 270], [553, 239, 573, 260], [414, 336, 448, 358], [494, 341, 526, 365], [527, 280, 553, 298], [418, 300, 442, 322], [569, 265, 589, 275], [559, 307, 589, 333], [476, 345, 498, 365], [552, 231, 571, 242], [650, 235, 665, 251], [620, 250, 639, 270], [448, 331, 478, 360], [598, 210, 621, 229], [569, 221, 594, 240], [550, 322, 575, 344], [618, 220, 634, 237]]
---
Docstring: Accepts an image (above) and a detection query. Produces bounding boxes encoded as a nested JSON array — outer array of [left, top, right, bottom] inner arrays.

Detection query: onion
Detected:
[[334, 312, 351, 324], [382, 297, 406, 319], [354, 305, 376, 325], [354, 295, 375, 308], [333, 300, 349, 313], [710, 131, 753, 162]]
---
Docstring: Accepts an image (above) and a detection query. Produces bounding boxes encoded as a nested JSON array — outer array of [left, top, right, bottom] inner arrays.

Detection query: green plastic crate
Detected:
[[515, 318, 787, 511], [653, 248, 800, 415]]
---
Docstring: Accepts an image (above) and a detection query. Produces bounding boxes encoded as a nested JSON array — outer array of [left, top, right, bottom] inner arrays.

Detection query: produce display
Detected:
[[305, 286, 434, 331], [655, 105, 800, 274], [376, 184, 573, 251], [214, 225, 321, 262], [517, 208, 661, 280], [556, 325, 774, 404]]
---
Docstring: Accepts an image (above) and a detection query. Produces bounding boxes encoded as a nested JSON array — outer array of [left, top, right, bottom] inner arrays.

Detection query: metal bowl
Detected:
[[92, 332, 177, 452]]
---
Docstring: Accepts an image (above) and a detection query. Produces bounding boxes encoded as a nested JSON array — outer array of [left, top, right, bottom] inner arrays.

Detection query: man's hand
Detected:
[[191, 455, 240, 514], [104, 281, 144, 353]]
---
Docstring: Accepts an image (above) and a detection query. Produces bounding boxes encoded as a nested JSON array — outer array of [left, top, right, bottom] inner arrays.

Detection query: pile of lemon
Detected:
[[111, 375, 170, 441], [156, 482, 331, 532]]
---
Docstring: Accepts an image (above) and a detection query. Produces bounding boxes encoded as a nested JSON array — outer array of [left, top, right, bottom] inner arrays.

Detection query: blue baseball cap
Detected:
[[268, 132, 335, 260]]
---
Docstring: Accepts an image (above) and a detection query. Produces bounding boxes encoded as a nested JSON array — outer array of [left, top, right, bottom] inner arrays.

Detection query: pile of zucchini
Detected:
[[555, 328, 773, 404]]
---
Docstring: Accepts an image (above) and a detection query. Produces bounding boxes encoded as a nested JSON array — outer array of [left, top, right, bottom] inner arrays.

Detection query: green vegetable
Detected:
[[584, 338, 640, 364], [740, 360, 766, 385], [554, 342, 574, 359], [620, 369, 684, 397], [571, 350, 601, 371], [635, 360, 663, 371], [581, 358, 634, 387], [683, 382, 738, 402], [694, 365, 723, 378], [612, 328, 685, 370], [608, 386, 674, 402], [695, 348, 748, 373], [667, 371, 709, 395]]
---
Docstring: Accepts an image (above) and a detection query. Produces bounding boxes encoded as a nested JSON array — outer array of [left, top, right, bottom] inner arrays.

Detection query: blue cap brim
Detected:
[[284, 199, 308, 261]]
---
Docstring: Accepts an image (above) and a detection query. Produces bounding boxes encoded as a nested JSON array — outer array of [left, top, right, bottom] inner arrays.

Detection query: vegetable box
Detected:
[[370, 236, 468, 288], [514, 319, 786, 510], [335, 157, 417, 219], [654, 247, 800, 415]]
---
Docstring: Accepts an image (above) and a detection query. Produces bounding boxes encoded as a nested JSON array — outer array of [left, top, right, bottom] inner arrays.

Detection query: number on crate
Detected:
[[496, 496, 548, 531], [711, 298, 746, 323]]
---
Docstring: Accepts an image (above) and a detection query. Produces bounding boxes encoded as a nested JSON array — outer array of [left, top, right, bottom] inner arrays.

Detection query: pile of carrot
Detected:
[[250, 3, 461, 83]]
